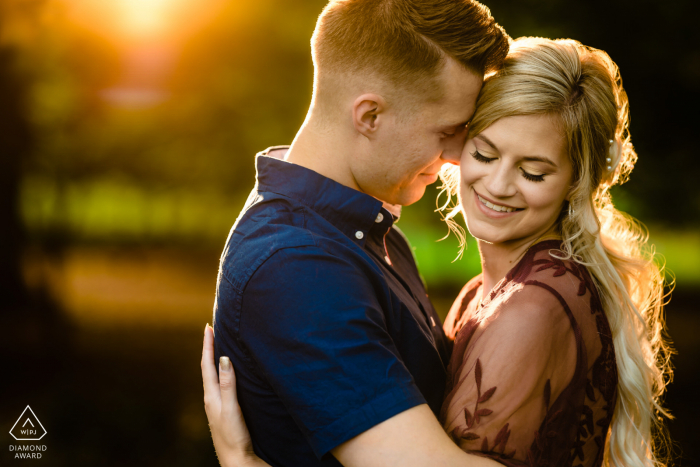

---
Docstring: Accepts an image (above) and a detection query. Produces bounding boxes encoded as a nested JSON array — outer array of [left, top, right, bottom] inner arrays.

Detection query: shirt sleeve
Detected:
[[441, 284, 578, 464], [234, 245, 426, 459]]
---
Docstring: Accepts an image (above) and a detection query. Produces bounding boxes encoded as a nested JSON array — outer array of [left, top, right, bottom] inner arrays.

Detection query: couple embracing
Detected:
[[201, 0, 672, 466]]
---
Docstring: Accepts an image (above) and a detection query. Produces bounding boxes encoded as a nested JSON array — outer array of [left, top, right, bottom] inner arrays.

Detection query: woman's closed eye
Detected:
[[471, 150, 496, 163], [472, 150, 547, 183], [520, 168, 546, 182]]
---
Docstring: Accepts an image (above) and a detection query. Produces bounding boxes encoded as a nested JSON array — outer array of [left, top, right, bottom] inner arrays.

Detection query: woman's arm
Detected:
[[202, 323, 502, 467], [201, 324, 271, 467]]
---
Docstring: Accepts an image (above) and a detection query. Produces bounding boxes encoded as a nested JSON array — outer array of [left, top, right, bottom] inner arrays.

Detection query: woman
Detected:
[[202, 37, 672, 467]]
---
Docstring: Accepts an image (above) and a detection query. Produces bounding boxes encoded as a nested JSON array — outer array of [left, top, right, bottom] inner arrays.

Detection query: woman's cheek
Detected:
[[460, 157, 483, 187]]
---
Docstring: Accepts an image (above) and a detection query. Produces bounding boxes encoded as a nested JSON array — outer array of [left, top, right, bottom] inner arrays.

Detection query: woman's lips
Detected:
[[473, 190, 523, 218]]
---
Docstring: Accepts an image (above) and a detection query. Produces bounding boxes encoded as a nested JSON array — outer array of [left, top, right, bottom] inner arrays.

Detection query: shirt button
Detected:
[[375, 213, 384, 223], [355, 231, 364, 240]]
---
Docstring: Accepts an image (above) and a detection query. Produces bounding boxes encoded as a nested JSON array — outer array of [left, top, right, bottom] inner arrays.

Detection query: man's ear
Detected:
[[352, 94, 387, 139]]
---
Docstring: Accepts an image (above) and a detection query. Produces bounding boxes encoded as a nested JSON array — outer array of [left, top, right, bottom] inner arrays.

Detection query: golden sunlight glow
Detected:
[[120, 0, 170, 37], [63, 0, 227, 44]]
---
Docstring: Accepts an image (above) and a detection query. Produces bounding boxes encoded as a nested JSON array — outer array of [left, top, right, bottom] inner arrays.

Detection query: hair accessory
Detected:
[[607, 138, 621, 174]]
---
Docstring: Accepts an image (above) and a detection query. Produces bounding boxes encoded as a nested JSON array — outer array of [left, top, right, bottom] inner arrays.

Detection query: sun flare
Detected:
[[63, 0, 226, 44], [120, 0, 170, 37]]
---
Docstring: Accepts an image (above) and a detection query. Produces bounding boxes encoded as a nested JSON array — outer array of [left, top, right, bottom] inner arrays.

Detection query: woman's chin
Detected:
[[465, 223, 512, 245]]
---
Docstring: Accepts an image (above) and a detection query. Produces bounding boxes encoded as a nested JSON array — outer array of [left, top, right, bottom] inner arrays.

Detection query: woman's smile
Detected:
[[473, 189, 524, 216]]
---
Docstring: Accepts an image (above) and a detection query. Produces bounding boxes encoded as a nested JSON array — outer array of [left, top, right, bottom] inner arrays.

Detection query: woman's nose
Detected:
[[484, 167, 516, 198]]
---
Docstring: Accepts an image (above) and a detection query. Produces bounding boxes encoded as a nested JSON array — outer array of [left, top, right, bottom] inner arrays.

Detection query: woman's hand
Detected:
[[201, 324, 269, 467]]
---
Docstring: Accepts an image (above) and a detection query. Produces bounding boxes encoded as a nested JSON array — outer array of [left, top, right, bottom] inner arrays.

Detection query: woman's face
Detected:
[[459, 114, 573, 246]]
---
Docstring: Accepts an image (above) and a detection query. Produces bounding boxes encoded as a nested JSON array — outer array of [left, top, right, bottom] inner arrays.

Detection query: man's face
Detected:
[[351, 58, 483, 206]]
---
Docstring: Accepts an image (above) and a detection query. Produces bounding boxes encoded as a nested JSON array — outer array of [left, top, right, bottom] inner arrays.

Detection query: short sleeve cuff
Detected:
[[310, 384, 426, 459]]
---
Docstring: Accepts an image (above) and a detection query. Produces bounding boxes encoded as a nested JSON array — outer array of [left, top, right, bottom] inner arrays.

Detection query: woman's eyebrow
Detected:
[[475, 134, 558, 168], [476, 134, 498, 150], [521, 156, 558, 168]]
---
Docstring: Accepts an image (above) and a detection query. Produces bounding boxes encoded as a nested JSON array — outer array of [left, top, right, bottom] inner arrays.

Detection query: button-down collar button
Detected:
[[375, 213, 384, 223], [355, 231, 364, 240]]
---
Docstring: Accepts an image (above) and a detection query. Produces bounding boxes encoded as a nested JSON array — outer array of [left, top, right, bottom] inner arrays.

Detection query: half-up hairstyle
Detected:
[[439, 37, 673, 467]]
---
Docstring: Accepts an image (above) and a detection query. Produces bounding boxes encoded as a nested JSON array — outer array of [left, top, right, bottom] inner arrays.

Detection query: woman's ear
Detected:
[[564, 180, 577, 202], [352, 93, 386, 139]]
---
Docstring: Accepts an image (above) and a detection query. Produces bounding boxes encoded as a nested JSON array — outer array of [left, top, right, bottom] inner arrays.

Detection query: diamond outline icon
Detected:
[[9, 406, 47, 441]]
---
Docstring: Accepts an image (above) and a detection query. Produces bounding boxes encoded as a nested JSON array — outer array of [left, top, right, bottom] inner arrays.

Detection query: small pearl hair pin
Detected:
[[607, 139, 623, 172]]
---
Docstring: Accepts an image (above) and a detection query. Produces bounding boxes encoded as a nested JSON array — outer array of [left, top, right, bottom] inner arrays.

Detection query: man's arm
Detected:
[[332, 405, 503, 467], [218, 245, 501, 465], [204, 323, 500, 467]]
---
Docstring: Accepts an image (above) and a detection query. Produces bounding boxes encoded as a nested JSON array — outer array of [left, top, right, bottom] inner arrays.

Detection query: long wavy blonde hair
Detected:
[[439, 37, 673, 467]]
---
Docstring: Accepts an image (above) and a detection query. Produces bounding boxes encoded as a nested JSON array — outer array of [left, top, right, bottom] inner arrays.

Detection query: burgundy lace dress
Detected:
[[440, 240, 618, 467]]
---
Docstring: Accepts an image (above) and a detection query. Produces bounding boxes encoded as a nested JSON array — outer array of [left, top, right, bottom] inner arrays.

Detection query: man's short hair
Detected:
[[312, 0, 510, 93]]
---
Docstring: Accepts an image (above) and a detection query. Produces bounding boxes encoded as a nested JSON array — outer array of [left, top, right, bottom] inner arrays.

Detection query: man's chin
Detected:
[[393, 186, 428, 207]]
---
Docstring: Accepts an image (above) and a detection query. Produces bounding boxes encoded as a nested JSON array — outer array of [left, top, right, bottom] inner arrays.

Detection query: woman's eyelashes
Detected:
[[520, 169, 546, 182], [471, 150, 547, 183], [471, 150, 495, 163]]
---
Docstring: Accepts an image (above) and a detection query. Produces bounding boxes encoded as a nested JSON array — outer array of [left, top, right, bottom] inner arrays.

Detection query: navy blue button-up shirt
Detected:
[[213, 147, 451, 466]]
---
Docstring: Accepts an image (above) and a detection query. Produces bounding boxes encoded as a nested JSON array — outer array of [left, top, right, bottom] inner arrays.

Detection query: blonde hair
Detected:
[[439, 37, 673, 467]]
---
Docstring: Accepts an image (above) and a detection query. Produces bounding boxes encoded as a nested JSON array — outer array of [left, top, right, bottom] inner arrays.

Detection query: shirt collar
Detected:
[[255, 147, 397, 245]]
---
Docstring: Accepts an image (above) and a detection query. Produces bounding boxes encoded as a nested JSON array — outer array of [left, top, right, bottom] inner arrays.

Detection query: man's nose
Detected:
[[441, 149, 461, 165], [441, 133, 467, 165]]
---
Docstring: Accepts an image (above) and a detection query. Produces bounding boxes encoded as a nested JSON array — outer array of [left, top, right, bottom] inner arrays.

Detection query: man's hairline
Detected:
[[313, 54, 481, 117]]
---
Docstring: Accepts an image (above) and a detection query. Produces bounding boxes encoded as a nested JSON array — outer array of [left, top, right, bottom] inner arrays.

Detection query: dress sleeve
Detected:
[[234, 246, 426, 459], [441, 284, 578, 464]]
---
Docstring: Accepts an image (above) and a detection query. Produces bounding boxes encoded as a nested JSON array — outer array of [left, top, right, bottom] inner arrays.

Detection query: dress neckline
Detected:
[[478, 239, 564, 311]]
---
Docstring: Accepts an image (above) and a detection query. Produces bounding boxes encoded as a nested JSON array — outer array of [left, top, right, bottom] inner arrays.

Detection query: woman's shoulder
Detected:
[[506, 240, 600, 311], [443, 274, 483, 340]]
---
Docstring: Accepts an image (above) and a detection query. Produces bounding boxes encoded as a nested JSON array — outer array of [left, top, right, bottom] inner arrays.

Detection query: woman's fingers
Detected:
[[219, 355, 238, 415], [201, 324, 220, 411], [201, 323, 261, 467]]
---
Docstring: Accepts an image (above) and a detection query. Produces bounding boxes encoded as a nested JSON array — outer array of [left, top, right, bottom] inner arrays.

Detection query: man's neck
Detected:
[[285, 115, 361, 192], [282, 113, 402, 218]]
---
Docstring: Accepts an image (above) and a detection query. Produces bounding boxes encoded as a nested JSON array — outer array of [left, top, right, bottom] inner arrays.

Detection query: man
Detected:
[[211, 0, 509, 465]]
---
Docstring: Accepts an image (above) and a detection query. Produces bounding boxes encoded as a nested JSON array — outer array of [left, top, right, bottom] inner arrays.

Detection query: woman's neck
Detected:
[[477, 227, 561, 301]]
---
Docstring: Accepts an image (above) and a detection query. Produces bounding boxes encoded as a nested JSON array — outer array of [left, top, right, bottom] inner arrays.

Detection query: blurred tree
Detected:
[[0, 45, 31, 308], [0, 0, 41, 308]]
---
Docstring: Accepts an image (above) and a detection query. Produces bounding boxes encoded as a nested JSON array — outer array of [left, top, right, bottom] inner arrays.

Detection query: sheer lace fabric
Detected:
[[441, 241, 618, 467]]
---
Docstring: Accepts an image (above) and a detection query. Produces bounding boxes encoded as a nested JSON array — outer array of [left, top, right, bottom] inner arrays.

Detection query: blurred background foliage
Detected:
[[0, 0, 698, 465]]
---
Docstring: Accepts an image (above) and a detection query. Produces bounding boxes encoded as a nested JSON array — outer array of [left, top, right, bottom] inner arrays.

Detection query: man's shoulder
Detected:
[[218, 199, 318, 292]]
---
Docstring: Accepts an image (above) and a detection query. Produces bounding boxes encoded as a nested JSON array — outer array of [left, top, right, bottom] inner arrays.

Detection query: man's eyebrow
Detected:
[[475, 134, 558, 168], [442, 120, 470, 129]]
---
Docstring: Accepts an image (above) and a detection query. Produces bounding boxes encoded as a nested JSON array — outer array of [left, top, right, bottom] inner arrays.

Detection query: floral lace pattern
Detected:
[[441, 241, 618, 467]]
